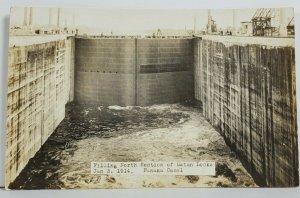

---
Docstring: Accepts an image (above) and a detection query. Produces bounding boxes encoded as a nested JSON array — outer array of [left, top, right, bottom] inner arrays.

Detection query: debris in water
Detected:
[[106, 176, 116, 183], [185, 175, 199, 184], [215, 163, 237, 182]]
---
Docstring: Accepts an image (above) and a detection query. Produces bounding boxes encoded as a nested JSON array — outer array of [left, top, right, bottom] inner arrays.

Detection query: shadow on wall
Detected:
[[74, 38, 195, 106]]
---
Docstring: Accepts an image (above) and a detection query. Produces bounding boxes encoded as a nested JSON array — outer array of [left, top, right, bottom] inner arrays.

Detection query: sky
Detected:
[[10, 7, 293, 35]]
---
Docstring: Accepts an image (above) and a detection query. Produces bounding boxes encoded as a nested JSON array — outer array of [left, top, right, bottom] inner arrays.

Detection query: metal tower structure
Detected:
[[252, 8, 278, 36], [287, 16, 295, 36]]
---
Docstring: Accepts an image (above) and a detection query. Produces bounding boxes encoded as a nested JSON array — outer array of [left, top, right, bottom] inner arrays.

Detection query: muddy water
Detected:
[[10, 102, 257, 189]]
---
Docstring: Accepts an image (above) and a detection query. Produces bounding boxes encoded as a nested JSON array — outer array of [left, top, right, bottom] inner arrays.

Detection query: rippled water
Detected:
[[10, 102, 257, 189]]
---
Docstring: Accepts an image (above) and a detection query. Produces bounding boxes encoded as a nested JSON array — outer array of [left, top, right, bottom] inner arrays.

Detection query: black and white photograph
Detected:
[[4, 6, 298, 190]]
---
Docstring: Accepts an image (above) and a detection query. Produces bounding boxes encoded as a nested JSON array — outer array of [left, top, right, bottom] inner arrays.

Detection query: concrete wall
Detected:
[[194, 35, 298, 187], [7, 35, 297, 187], [194, 38, 201, 101], [75, 38, 194, 106], [137, 39, 194, 106], [5, 35, 74, 187], [66, 37, 75, 102], [75, 38, 136, 106]]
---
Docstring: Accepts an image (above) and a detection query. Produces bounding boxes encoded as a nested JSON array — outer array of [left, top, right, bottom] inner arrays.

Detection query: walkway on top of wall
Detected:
[[9, 34, 74, 47], [200, 35, 295, 48]]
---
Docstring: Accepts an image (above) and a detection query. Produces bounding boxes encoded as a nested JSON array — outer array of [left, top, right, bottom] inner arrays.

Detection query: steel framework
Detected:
[[252, 8, 276, 36]]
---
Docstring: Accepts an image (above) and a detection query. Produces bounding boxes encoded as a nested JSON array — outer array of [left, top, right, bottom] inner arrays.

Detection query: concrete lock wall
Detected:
[[75, 38, 137, 106], [137, 39, 194, 105], [5, 35, 75, 187], [194, 35, 298, 187], [5, 35, 298, 187], [74, 38, 194, 106]]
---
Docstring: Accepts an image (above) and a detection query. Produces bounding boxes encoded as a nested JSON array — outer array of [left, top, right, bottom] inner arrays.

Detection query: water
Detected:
[[10, 102, 257, 189]]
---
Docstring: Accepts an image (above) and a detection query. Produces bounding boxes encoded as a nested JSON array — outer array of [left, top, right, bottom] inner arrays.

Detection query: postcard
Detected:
[[5, 7, 298, 189]]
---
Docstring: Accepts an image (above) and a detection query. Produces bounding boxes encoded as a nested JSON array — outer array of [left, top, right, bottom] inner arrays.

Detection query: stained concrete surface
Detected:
[[6, 36, 74, 187], [194, 36, 298, 186]]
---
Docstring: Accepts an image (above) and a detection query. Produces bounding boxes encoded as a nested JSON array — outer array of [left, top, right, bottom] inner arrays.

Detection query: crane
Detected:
[[251, 8, 277, 36]]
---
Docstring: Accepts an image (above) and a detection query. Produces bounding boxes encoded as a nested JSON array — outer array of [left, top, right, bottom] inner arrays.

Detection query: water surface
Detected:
[[10, 102, 257, 189]]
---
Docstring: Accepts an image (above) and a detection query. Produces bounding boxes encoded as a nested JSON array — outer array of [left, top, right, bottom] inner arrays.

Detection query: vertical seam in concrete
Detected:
[[41, 47, 45, 145], [135, 38, 138, 106]]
